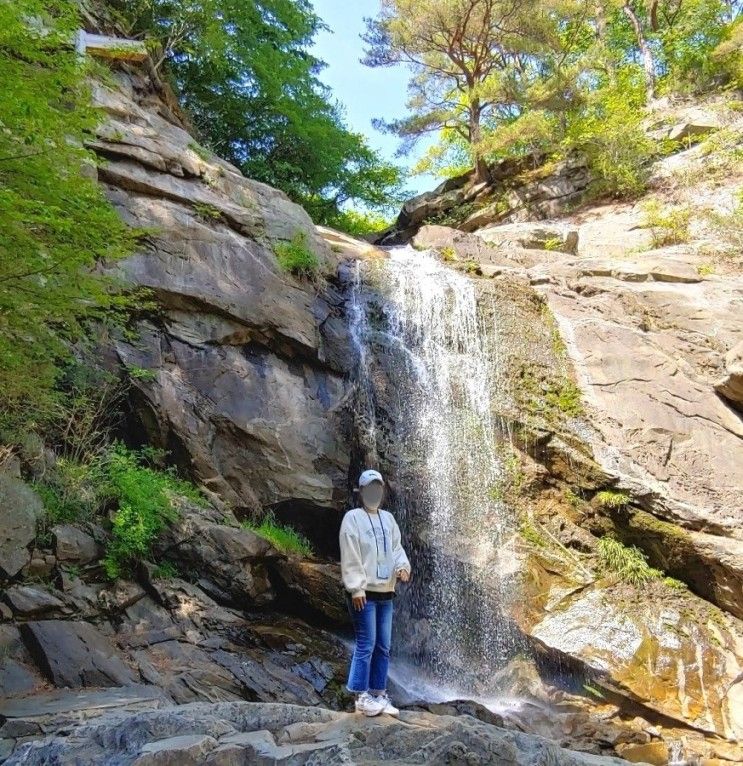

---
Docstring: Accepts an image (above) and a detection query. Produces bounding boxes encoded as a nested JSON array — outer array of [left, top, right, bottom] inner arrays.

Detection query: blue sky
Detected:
[[310, 0, 437, 197]]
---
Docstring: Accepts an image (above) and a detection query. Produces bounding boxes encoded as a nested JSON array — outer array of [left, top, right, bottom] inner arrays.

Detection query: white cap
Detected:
[[358, 469, 384, 487]]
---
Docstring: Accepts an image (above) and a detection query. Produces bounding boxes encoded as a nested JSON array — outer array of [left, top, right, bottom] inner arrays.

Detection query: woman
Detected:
[[339, 469, 411, 716]]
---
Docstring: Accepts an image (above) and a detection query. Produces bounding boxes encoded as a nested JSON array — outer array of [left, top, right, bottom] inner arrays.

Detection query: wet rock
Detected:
[[52, 525, 100, 565], [0, 473, 44, 579], [20, 620, 137, 688], [4, 701, 635, 765], [525, 581, 743, 740]]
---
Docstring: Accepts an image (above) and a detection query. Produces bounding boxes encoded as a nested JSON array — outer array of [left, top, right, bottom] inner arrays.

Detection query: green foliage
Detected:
[[519, 518, 547, 549], [595, 489, 631, 510], [563, 72, 658, 199], [545, 379, 584, 418], [192, 202, 223, 221], [641, 199, 692, 247], [152, 561, 179, 579], [319, 208, 391, 237], [35, 458, 100, 526], [242, 513, 314, 557], [274, 232, 321, 278], [597, 537, 664, 586], [112, 0, 406, 223], [0, 0, 136, 433], [102, 444, 203, 579], [704, 189, 743, 257]]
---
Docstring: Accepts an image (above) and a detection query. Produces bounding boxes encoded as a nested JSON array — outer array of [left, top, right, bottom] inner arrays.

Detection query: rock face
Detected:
[[0, 472, 44, 579], [20, 620, 137, 688], [5, 701, 633, 766], [379, 155, 591, 244], [89, 69, 353, 518]]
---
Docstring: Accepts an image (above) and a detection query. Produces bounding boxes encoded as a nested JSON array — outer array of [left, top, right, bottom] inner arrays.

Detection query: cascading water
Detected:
[[349, 245, 525, 697]]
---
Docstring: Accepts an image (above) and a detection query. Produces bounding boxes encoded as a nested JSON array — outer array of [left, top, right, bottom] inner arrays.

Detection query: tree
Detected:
[[0, 0, 135, 434], [110, 0, 406, 226], [364, 0, 572, 181]]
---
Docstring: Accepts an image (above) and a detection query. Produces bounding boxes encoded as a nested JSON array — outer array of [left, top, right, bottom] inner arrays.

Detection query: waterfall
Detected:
[[349, 245, 524, 695]]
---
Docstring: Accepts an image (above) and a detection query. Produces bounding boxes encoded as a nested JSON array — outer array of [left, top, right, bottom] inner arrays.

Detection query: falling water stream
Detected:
[[349, 245, 525, 701]]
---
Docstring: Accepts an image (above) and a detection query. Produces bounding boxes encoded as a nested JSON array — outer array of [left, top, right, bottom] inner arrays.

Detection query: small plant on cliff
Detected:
[[242, 513, 314, 557], [274, 232, 321, 278], [440, 246, 457, 263], [597, 537, 663, 586], [193, 202, 223, 221], [595, 489, 631, 510]]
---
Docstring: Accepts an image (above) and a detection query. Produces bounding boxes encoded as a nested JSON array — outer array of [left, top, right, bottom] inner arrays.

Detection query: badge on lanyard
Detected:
[[366, 510, 391, 580]]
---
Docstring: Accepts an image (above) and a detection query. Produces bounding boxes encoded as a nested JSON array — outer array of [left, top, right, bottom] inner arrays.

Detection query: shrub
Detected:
[[641, 200, 692, 247], [563, 71, 657, 199], [242, 513, 314, 557], [597, 537, 663, 586], [100, 444, 203, 579], [274, 232, 321, 278], [704, 190, 743, 258]]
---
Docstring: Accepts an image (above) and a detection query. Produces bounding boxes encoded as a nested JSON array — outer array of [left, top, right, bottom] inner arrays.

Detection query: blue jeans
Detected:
[[346, 598, 394, 693]]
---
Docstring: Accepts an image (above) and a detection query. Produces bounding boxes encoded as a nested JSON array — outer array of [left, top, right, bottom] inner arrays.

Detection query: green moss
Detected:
[[273, 232, 321, 278], [520, 518, 548, 548], [242, 513, 314, 557], [440, 246, 457, 262], [152, 561, 178, 579], [543, 236, 563, 252], [192, 202, 223, 221], [595, 489, 631, 509], [545, 379, 583, 418], [188, 140, 212, 162]]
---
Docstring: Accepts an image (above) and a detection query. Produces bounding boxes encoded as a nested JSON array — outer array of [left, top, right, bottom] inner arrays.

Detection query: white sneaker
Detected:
[[355, 692, 385, 717], [375, 692, 399, 716]]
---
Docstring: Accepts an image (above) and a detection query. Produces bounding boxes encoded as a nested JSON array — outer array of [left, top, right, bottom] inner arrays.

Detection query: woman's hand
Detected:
[[352, 594, 367, 611], [397, 569, 410, 583]]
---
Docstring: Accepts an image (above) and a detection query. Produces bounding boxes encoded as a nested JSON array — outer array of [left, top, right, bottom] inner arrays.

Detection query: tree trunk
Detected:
[[468, 102, 489, 183], [595, 3, 617, 86], [622, 2, 656, 102]]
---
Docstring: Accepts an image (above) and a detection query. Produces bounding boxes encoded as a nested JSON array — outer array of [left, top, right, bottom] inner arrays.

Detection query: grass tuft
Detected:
[[597, 537, 663, 586], [242, 513, 314, 557], [274, 232, 320, 278]]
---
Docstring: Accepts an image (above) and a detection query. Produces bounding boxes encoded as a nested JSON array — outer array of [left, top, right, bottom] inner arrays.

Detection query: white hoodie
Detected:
[[339, 507, 411, 598]]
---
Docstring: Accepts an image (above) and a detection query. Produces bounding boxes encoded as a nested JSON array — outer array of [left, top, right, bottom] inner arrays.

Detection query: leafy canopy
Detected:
[[364, 0, 742, 190], [0, 0, 135, 434], [109, 0, 407, 227]]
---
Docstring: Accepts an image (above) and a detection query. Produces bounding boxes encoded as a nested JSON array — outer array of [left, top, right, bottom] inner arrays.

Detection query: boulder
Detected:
[[3, 586, 66, 617], [3, 701, 634, 765], [521, 575, 743, 740], [476, 222, 579, 254], [0, 473, 44, 579], [715, 340, 743, 411], [20, 620, 137, 688], [52, 525, 100, 565]]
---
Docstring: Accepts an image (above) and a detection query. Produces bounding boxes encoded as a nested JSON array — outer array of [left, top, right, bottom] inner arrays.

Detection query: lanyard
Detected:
[[364, 509, 388, 558]]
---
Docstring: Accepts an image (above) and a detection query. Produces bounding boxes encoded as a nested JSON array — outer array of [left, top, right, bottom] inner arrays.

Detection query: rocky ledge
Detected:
[[4, 700, 632, 766]]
